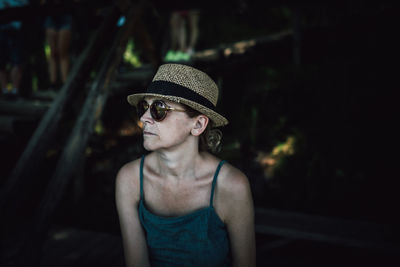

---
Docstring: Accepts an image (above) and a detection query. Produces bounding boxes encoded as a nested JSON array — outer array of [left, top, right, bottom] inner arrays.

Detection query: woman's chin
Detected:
[[143, 141, 157, 151]]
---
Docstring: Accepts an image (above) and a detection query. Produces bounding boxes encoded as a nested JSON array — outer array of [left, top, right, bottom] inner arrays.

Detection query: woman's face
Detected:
[[139, 97, 196, 151]]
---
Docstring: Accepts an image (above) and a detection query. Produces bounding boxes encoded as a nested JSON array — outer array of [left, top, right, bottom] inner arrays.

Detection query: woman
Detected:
[[116, 64, 256, 267]]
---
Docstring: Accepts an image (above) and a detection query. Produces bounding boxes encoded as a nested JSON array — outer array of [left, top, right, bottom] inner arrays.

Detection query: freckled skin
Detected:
[[116, 96, 256, 267], [140, 97, 196, 152]]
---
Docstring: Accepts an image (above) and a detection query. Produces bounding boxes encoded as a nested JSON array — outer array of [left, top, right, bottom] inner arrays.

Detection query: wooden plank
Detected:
[[191, 30, 292, 62], [0, 2, 111, 24], [257, 238, 294, 253], [0, 115, 39, 134], [0, 115, 16, 134], [255, 208, 399, 252], [0, 98, 51, 118], [29, 90, 58, 101], [114, 65, 155, 83], [40, 228, 124, 267]]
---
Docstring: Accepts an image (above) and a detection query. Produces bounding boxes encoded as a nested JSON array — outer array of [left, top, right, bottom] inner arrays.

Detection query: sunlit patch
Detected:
[[117, 119, 143, 136], [46, 149, 58, 158], [272, 136, 295, 157], [193, 49, 218, 60], [65, 252, 80, 260], [85, 147, 93, 156], [186, 30, 292, 61], [256, 152, 276, 178], [223, 39, 257, 56], [95, 120, 105, 135], [234, 39, 256, 53], [123, 38, 142, 68], [44, 43, 50, 59], [224, 48, 232, 56], [256, 136, 295, 179], [52, 230, 71, 241]]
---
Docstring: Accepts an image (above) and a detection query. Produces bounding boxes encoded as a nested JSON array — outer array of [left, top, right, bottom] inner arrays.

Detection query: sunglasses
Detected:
[[137, 99, 186, 122]]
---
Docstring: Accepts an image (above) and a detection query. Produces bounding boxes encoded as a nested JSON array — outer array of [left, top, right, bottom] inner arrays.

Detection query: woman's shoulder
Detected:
[[214, 159, 252, 206], [115, 156, 143, 201], [203, 153, 247, 183], [211, 158, 253, 222], [117, 157, 142, 179], [218, 161, 250, 192]]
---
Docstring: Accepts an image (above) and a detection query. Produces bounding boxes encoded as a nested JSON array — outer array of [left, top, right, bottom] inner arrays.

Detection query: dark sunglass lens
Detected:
[[151, 100, 167, 121], [137, 100, 148, 117]]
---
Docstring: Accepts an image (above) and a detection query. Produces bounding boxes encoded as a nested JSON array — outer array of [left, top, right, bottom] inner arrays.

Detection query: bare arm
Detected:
[[115, 161, 150, 267], [221, 167, 256, 267]]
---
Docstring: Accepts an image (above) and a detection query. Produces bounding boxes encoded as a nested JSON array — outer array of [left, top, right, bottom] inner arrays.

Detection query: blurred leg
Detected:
[[187, 11, 199, 53], [177, 15, 187, 52], [58, 29, 71, 83], [10, 65, 22, 90], [0, 31, 8, 90], [0, 69, 8, 91], [169, 12, 181, 51], [46, 28, 58, 85]]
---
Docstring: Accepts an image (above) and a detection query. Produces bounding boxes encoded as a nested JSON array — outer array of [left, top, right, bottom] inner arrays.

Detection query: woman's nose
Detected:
[[140, 107, 153, 124]]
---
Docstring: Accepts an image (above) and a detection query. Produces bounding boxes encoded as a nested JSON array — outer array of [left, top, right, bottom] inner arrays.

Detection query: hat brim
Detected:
[[127, 93, 229, 127]]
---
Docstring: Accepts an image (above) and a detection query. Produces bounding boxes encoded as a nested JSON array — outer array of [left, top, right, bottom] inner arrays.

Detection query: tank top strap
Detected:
[[210, 160, 226, 207], [139, 155, 145, 200]]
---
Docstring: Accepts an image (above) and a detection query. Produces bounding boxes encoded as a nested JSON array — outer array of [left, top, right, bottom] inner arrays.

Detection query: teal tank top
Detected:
[[138, 155, 231, 267]]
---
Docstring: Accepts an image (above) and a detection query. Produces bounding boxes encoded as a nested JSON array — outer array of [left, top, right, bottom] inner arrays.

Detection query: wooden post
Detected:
[[255, 208, 399, 252]]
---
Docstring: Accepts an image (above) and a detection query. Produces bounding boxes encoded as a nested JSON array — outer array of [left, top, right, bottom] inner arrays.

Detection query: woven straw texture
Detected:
[[152, 64, 219, 106], [127, 64, 228, 127]]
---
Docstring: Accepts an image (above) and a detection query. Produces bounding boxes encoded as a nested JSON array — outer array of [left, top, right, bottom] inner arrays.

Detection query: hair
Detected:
[[183, 104, 223, 154]]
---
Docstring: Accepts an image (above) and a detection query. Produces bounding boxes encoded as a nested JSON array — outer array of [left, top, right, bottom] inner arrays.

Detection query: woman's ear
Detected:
[[191, 115, 209, 136]]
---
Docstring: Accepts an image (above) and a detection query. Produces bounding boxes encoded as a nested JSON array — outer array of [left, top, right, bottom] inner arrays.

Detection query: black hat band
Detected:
[[147, 81, 216, 112]]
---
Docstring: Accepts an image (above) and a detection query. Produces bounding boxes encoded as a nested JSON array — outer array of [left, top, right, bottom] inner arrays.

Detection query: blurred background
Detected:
[[0, 0, 398, 266]]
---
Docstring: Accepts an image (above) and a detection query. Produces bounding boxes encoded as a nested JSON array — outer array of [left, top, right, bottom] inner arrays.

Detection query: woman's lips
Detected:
[[143, 131, 156, 135]]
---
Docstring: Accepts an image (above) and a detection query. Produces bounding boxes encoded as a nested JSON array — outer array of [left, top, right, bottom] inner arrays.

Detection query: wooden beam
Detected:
[[191, 29, 292, 63], [40, 228, 124, 267], [0, 2, 110, 24], [0, 99, 51, 118], [255, 208, 399, 252], [0, 115, 39, 134]]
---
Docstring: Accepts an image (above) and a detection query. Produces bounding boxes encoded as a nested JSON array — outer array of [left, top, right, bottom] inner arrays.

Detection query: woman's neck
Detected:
[[154, 140, 202, 180]]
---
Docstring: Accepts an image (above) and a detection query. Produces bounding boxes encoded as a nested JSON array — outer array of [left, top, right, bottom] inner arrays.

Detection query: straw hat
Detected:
[[127, 64, 228, 127]]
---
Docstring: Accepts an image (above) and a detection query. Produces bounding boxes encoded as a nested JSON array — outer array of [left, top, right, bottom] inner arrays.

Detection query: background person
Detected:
[[164, 10, 200, 62], [0, 0, 28, 98]]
